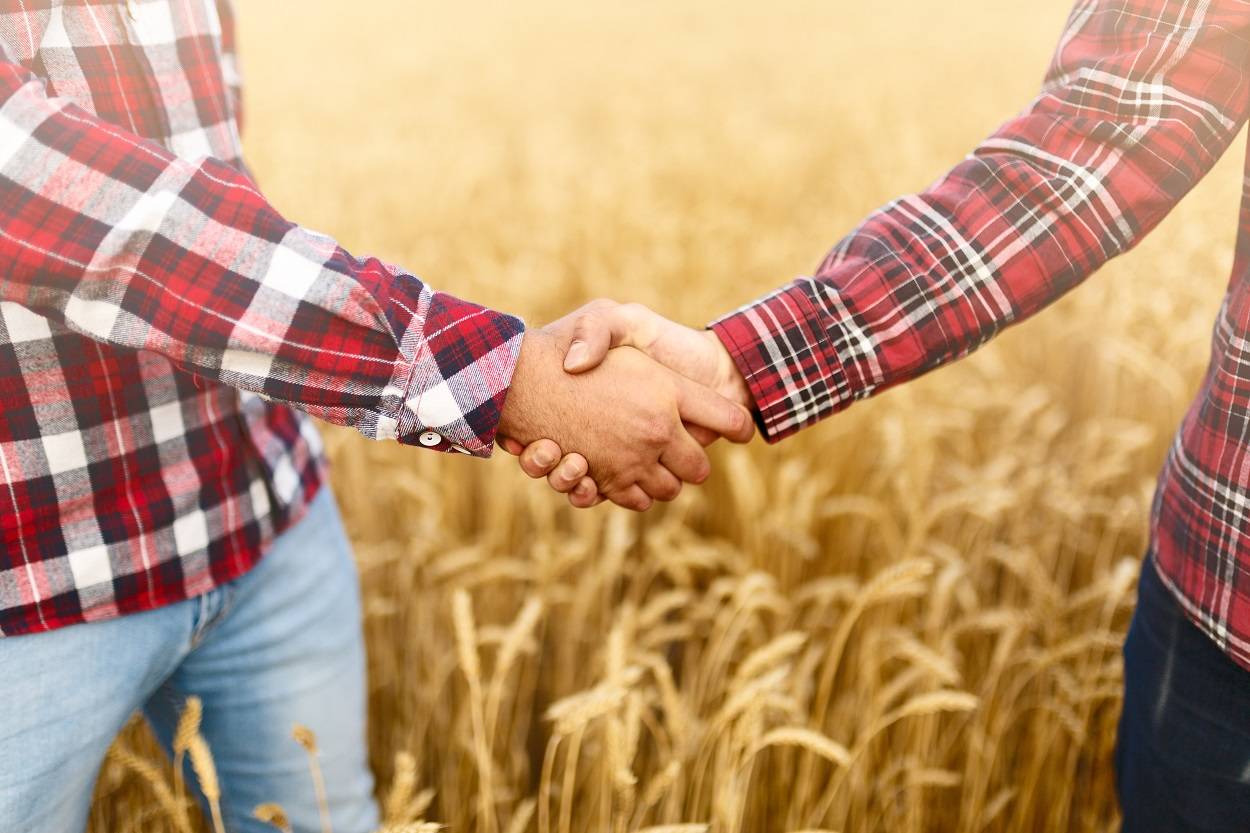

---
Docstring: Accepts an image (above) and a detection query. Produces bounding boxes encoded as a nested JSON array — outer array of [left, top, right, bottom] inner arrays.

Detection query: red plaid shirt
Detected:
[[0, 1, 523, 635], [713, 0, 1250, 669]]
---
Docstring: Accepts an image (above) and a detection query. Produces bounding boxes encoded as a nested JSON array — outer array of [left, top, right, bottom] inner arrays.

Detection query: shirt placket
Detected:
[[116, 0, 174, 144]]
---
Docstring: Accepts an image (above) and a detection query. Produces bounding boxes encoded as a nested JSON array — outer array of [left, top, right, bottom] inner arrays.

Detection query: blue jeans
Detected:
[[0, 487, 378, 833], [1116, 556, 1250, 831]]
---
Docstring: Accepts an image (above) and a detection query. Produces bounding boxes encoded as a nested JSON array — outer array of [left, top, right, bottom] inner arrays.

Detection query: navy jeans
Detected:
[[1116, 556, 1250, 831]]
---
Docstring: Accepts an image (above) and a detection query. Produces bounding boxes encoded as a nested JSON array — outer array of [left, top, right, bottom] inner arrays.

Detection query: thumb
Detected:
[[563, 310, 617, 373], [562, 303, 649, 373]]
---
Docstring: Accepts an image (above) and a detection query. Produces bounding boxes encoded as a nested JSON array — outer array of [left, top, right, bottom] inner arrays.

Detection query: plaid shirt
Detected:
[[712, 0, 1250, 670], [0, 1, 523, 636]]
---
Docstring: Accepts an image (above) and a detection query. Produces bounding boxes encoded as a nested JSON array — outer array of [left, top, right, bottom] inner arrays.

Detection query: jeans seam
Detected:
[[190, 584, 237, 648]]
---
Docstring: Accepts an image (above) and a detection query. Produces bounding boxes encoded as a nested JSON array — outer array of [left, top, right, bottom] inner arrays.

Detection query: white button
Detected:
[[418, 431, 443, 447], [450, 445, 471, 455]]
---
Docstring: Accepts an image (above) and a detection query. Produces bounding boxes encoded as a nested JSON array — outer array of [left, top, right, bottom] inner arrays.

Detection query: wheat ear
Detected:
[[188, 734, 225, 833], [254, 802, 293, 832], [172, 695, 202, 810], [105, 741, 195, 833]]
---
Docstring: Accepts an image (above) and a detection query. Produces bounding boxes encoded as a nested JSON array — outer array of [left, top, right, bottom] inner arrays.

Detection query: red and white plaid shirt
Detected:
[[0, 1, 523, 635], [713, 0, 1250, 670]]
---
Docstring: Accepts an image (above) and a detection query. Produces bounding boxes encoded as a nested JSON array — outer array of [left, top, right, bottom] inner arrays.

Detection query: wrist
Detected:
[[703, 328, 751, 408], [498, 329, 563, 442]]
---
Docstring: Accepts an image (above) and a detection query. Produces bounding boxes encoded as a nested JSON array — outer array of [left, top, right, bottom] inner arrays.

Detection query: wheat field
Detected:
[[86, 1, 1247, 831]]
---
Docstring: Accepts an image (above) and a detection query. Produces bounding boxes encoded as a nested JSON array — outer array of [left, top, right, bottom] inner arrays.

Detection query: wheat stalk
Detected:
[[187, 735, 224, 833], [453, 588, 498, 833], [292, 725, 331, 833], [172, 696, 201, 811]]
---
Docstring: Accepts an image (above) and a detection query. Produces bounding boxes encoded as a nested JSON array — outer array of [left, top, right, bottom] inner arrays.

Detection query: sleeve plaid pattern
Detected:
[[0, 56, 523, 459], [0, 0, 535, 637], [711, 0, 1250, 443]]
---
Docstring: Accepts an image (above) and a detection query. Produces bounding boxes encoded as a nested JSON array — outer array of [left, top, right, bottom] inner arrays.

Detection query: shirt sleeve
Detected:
[[710, 0, 1250, 442], [0, 59, 523, 458]]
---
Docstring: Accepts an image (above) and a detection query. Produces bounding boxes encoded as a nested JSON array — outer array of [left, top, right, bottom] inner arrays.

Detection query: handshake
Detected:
[[495, 300, 754, 511]]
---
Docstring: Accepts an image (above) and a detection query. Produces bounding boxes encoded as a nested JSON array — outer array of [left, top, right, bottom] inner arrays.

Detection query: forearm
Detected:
[[0, 60, 522, 456], [713, 0, 1250, 442]]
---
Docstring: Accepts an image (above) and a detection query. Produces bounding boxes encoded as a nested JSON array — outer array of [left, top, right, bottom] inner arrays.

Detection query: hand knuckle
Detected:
[[643, 417, 672, 446]]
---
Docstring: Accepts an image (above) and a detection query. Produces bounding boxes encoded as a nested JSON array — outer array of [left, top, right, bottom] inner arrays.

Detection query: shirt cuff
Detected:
[[709, 280, 849, 443], [389, 290, 525, 458]]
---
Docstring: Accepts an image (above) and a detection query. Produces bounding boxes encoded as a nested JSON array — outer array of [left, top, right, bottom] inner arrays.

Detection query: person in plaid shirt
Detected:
[[513, 0, 1250, 828], [0, 2, 757, 831]]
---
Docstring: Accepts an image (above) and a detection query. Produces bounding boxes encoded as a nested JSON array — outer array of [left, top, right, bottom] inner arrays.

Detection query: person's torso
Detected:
[[0, 0, 322, 636]]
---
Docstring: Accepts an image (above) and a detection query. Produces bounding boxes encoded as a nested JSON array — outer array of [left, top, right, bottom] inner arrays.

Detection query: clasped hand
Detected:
[[496, 301, 752, 511]]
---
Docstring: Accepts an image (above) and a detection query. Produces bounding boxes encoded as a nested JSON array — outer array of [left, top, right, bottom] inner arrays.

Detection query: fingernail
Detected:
[[534, 450, 555, 467], [564, 341, 587, 370]]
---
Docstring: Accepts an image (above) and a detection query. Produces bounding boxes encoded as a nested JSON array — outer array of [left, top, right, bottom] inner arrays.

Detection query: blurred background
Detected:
[[92, 0, 1244, 830]]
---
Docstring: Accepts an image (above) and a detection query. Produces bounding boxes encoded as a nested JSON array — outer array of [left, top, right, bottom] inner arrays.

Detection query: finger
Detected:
[[518, 439, 563, 478], [568, 477, 604, 509], [659, 430, 713, 485], [674, 375, 755, 444], [638, 465, 683, 502], [497, 435, 526, 456], [684, 422, 719, 447], [547, 453, 590, 494], [608, 484, 653, 512]]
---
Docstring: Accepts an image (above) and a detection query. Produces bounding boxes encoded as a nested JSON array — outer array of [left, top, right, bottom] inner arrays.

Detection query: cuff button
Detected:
[[418, 430, 443, 447]]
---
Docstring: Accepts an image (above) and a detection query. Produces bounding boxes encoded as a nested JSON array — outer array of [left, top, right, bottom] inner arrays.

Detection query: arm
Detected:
[[0, 56, 519, 457], [0, 53, 753, 506], [515, 0, 1250, 504], [713, 0, 1250, 441]]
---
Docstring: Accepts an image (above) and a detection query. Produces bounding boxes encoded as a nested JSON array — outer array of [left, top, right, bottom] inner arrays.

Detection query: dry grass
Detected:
[[87, 0, 1246, 831]]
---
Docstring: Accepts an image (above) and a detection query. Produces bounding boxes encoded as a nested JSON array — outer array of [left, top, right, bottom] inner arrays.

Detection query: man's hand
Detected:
[[497, 328, 753, 511], [557, 300, 750, 415], [499, 301, 753, 508]]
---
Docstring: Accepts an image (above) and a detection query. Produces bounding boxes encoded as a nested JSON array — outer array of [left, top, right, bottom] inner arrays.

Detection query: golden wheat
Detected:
[[187, 735, 224, 833], [83, 0, 1248, 830], [254, 803, 293, 833], [293, 725, 333, 833]]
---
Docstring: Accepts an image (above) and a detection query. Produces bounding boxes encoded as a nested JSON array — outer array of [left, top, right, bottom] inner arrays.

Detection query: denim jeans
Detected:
[[1116, 555, 1250, 831], [0, 486, 378, 833]]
